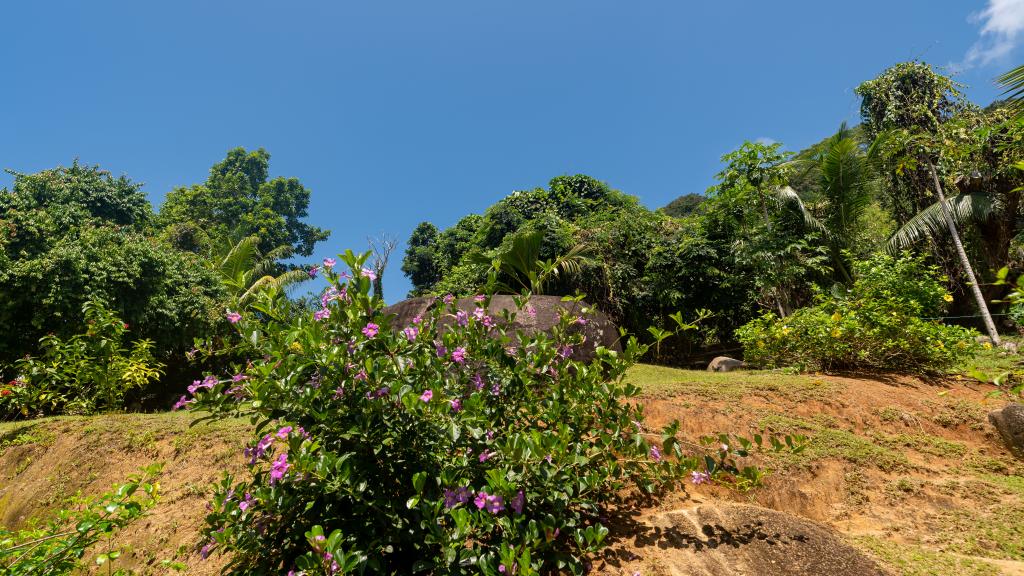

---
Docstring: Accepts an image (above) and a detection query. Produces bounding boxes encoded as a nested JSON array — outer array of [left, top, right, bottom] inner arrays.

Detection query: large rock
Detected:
[[707, 356, 746, 372], [382, 295, 621, 363], [989, 403, 1024, 460], [603, 502, 888, 576]]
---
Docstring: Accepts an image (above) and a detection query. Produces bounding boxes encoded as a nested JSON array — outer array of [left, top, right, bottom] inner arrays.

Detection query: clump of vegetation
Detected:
[[737, 253, 978, 373], [1, 299, 164, 419], [184, 253, 799, 575], [0, 465, 161, 575]]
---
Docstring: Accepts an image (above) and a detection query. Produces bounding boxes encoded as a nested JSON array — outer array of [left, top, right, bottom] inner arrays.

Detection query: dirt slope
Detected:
[[1, 367, 1022, 575]]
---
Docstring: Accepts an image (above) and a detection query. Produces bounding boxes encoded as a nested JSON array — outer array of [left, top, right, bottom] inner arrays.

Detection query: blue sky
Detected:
[[3, 1, 1023, 301]]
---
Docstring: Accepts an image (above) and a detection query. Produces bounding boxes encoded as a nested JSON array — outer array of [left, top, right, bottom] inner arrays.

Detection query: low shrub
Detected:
[[737, 253, 978, 373], [1, 299, 164, 418], [185, 251, 794, 575], [0, 465, 160, 574]]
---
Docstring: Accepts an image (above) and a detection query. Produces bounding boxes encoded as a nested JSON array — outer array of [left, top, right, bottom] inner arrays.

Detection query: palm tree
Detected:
[[209, 235, 309, 308], [875, 131, 1002, 345], [996, 64, 1024, 118], [785, 123, 878, 284], [475, 230, 593, 295]]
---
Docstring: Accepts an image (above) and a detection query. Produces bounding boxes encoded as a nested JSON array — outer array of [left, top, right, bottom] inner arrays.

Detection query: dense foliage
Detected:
[[737, 254, 979, 373], [1, 300, 164, 419], [185, 253, 788, 574]]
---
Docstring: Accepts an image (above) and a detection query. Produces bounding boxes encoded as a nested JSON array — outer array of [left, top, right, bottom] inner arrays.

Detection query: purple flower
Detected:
[[323, 257, 336, 268], [478, 450, 495, 463], [558, 344, 573, 359], [362, 323, 379, 338], [443, 294, 455, 304], [650, 445, 662, 462], [361, 267, 377, 281], [238, 492, 254, 511], [269, 453, 290, 484], [450, 398, 462, 412], [473, 307, 486, 321], [434, 341, 448, 358], [443, 486, 471, 508], [420, 389, 433, 402], [474, 491, 504, 514], [471, 373, 484, 392], [499, 566, 506, 574], [314, 308, 331, 321], [200, 542, 213, 559], [690, 470, 711, 485], [451, 347, 467, 364], [354, 369, 368, 382], [412, 314, 423, 324], [510, 490, 525, 514], [403, 326, 419, 341], [172, 395, 192, 410], [226, 311, 242, 324], [333, 386, 345, 399], [575, 316, 588, 325], [232, 373, 248, 382], [490, 382, 500, 396], [308, 265, 320, 279], [366, 385, 389, 399], [474, 294, 486, 302], [276, 426, 293, 439], [482, 315, 496, 328], [455, 310, 469, 327]]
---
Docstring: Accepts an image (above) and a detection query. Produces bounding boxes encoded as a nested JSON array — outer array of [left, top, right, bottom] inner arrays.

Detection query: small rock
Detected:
[[976, 335, 993, 344], [1001, 341, 1019, 354], [707, 356, 746, 372], [988, 403, 1024, 460]]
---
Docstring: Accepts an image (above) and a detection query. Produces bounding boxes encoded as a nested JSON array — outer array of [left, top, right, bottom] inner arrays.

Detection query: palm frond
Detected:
[[887, 194, 993, 252], [997, 64, 1024, 118], [772, 186, 827, 234]]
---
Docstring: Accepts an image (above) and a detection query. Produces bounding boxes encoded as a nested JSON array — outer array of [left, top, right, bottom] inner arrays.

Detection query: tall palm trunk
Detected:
[[925, 158, 1001, 345]]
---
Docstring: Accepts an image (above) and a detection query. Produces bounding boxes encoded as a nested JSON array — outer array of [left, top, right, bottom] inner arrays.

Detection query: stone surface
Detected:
[[382, 295, 621, 363], [989, 403, 1024, 460], [707, 356, 746, 372], [603, 502, 888, 576]]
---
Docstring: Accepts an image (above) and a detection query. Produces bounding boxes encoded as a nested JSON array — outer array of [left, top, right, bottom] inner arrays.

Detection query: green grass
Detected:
[[873, 432, 967, 458], [624, 364, 841, 400], [757, 413, 910, 471], [854, 535, 1000, 576], [937, 503, 1024, 561]]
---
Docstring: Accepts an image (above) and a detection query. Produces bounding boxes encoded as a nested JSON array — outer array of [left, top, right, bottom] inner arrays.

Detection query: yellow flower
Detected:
[[984, 342, 993, 350], [830, 312, 842, 323], [831, 327, 842, 338], [943, 294, 954, 303], [781, 326, 792, 336], [289, 341, 304, 354]]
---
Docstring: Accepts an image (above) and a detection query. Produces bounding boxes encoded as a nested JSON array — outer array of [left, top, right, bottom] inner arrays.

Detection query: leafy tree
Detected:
[[660, 193, 705, 217], [0, 163, 223, 366], [401, 222, 442, 293], [159, 147, 329, 258]]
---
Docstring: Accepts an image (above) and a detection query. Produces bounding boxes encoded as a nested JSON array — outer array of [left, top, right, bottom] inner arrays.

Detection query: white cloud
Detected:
[[962, 0, 1024, 69], [754, 136, 777, 146]]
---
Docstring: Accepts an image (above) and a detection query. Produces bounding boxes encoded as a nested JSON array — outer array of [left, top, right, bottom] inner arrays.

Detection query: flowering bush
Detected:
[[186, 251, 791, 575], [737, 253, 978, 373], [1, 299, 164, 418]]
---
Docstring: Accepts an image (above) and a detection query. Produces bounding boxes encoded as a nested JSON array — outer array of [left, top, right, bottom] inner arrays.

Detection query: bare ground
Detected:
[[1, 366, 1022, 574]]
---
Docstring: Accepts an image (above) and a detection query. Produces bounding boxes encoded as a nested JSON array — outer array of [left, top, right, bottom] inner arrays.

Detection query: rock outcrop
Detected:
[[605, 502, 888, 575], [382, 295, 621, 363], [989, 403, 1024, 459], [707, 356, 746, 372]]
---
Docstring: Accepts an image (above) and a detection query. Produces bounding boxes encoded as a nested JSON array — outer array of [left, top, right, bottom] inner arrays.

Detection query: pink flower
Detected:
[[473, 491, 504, 514], [451, 347, 467, 364], [276, 426, 293, 439], [313, 308, 331, 321], [650, 445, 662, 462], [455, 310, 469, 326], [362, 323, 379, 338], [270, 453, 290, 484], [361, 267, 377, 281], [412, 314, 423, 324], [481, 315, 495, 328], [434, 342, 448, 358], [478, 450, 495, 463], [226, 311, 242, 324], [323, 257, 336, 268], [403, 326, 419, 341], [308, 266, 320, 279], [443, 294, 455, 304], [420, 389, 433, 402], [238, 493, 254, 511], [450, 398, 462, 412], [690, 470, 711, 485], [474, 294, 486, 302], [172, 395, 192, 410], [525, 305, 536, 318], [473, 308, 486, 321]]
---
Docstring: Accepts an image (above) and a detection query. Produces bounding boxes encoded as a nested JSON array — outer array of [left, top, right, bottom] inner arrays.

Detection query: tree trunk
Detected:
[[925, 159, 1001, 345]]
